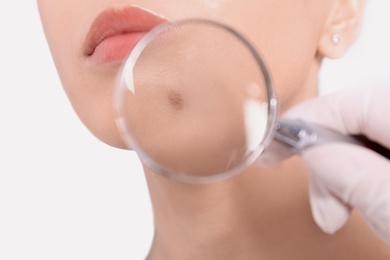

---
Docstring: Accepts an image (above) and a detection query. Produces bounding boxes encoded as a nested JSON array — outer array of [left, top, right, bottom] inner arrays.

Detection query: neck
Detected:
[[145, 157, 316, 259]]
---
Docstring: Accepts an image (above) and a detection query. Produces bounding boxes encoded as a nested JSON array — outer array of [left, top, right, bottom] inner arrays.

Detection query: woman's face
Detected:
[[38, 0, 333, 148]]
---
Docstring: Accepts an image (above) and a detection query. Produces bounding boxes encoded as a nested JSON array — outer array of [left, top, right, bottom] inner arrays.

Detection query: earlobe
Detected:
[[317, 0, 366, 59]]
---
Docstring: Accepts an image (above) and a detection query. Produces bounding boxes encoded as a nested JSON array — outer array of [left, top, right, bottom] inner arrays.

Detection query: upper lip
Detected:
[[83, 6, 167, 57]]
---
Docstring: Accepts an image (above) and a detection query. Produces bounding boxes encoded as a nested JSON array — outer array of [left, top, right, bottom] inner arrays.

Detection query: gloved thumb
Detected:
[[309, 173, 351, 235]]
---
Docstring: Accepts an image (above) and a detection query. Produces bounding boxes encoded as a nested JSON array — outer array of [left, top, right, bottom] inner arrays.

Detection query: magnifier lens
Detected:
[[116, 20, 273, 183]]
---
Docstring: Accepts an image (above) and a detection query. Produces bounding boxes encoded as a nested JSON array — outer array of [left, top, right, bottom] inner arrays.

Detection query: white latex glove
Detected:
[[284, 86, 390, 243]]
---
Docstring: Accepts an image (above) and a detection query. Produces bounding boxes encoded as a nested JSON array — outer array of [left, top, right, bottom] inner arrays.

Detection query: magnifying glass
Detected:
[[114, 19, 360, 184]]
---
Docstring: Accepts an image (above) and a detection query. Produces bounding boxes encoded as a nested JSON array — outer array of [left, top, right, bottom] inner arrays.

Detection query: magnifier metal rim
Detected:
[[115, 18, 278, 184]]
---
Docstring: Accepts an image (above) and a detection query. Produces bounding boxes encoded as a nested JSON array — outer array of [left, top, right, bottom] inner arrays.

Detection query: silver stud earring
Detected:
[[332, 34, 341, 45]]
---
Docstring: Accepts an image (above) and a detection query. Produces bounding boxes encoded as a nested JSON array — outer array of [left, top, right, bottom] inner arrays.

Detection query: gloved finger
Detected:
[[305, 142, 390, 243]]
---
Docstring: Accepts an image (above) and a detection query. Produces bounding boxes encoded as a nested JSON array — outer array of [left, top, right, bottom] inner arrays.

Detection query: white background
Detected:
[[0, 1, 389, 260]]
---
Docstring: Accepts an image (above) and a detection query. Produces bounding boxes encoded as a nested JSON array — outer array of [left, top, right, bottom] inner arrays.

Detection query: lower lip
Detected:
[[88, 32, 147, 64]]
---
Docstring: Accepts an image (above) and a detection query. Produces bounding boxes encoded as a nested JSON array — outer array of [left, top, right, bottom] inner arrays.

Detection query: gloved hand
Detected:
[[284, 86, 390, 243]]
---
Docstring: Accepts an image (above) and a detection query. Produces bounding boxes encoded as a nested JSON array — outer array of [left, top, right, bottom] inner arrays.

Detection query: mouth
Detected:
[[83, 6, 167, 65]]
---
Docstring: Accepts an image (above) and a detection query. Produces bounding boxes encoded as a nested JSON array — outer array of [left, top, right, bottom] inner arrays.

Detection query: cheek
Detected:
[[218, 2, 323, 109], [259, 23, 319, 106], [64, 68, 126, 148], [38, 0, 127, 148], [256, 22, 320, 109]]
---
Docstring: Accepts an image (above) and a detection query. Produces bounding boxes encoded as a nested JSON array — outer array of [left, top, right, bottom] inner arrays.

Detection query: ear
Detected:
[[318, 0, 367, 59]]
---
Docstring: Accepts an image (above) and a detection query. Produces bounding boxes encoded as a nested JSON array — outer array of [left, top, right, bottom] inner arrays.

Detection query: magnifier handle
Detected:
[[274, 119, 362, 150], [256, 119, 390, 166]]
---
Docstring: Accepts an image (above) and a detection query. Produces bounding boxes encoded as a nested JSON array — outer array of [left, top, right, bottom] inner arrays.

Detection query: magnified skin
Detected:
[[119, 22, 268, 177]]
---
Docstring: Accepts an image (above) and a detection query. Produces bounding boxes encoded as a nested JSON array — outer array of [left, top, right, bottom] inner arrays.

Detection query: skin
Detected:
[[38, 0, 390, 259]]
